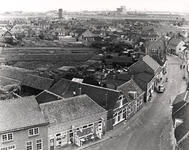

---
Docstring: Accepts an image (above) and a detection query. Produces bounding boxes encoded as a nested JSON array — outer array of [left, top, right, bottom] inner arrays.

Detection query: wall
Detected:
[[0, 125, 48, 150]]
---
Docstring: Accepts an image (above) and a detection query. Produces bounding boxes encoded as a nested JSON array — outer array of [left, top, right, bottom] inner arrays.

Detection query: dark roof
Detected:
[[172, 91, 189, 148], [106, 72, 132, 87], [117, 79, 144, 102], [168, 38, 182, 46], [0, 96, 47, 133], [173, 102, 189, 143], [134, 72, 154, 83], [21, 74, 54, 90], [35, 90, 63, 104], [40, 94, 106, 125], [151, 54, 167, 66], [49, 78, 120, 110], [172, 91, 188, 115], [0, 66, 36, 81], [112, 56, 133, 64]]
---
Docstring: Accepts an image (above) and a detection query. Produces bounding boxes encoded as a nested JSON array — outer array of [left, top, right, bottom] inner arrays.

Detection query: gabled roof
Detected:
[[36, 90, 63, 104], [134, 72, 154, 83], [117, 79, 144, 102], [21, 74, 54, 90], [106, 72, 132, 87], [0, 96, 47, 133], [112, 56, 133, 64], [40, 94, 106, 126], [168, 38, 182, 46], [142, 55, 159, 71], [172, 91, 189, 149], [49, 78, 120, 110], [151, 54, 167, 66]]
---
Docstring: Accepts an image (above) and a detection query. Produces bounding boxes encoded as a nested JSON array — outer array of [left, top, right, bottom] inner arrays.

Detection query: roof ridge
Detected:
[[39, 94, 88, 106], [26, 74, 54, 81], [79, 81, 120, 93]]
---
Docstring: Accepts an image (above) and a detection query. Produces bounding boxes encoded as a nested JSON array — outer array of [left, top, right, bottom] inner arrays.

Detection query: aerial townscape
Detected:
[[1, 1, 189, 150]]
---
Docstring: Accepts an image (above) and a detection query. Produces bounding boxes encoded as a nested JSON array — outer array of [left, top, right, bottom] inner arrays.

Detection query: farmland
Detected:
[[1, 47, 97, 70]]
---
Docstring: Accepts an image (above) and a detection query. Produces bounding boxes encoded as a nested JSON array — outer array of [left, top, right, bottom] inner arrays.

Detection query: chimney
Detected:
[[114, 83, 118, 90], [78, 87, 82, 95]]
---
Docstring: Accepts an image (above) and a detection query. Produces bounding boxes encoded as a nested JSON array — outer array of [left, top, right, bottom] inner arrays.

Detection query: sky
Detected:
[[0, 0, 189, 13]]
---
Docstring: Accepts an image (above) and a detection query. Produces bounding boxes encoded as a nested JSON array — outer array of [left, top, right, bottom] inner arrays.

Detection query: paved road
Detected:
[[85, 55, 186, 150]]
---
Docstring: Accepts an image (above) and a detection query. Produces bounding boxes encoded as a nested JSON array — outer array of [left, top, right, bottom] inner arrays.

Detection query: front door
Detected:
[[96, 122, 103, 139], [50, 138, 54, 150], [74, 135, 81, 146]]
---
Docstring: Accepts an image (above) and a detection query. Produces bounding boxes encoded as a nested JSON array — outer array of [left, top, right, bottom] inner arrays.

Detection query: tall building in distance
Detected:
[[116, 6, 127, 15], [59, 8, 63, 19]]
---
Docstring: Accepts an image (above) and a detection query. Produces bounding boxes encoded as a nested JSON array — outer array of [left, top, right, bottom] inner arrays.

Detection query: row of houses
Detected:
[[0, 54, 168, 150]]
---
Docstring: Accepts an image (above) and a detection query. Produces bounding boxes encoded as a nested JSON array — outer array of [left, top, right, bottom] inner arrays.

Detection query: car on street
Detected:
[[156, 84, 165, 93]]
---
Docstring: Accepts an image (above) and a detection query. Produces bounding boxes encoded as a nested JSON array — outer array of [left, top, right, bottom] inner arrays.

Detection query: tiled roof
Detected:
[[168, 38, 182, 46], [49, 78, 71, 96], [0, 96, 47, 133], [0, 66, 36, 81], [36, 90, 63, 104], [40, 94, 106, 126], [134, 72, 154, 83], [49, 78, 120, 110], [142, 55, 159, 71], [173, 102, 189, 143], [151, 54, 167, 66], [21, 74, 54, 90], [112, 56, 133, 64], [117, 79, 144, 102], [172, 92, 188, 115]]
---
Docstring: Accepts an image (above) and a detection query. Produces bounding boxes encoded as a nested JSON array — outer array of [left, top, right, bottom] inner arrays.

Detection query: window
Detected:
[[28, 127, 39, 136], [0, 145, 16, 150], [1, 133, 13, 142], [36, 139, 42, 150], [26, 141, 33, 150], [152, 49, 157, 52]]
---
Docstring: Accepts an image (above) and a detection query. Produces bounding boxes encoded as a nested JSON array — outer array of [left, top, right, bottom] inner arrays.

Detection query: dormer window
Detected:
[[152, 49, 157, 52], [118, 95, 124, 108]]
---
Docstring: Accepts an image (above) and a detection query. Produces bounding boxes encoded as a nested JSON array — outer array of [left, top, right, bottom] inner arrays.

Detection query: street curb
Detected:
[[81, 101, 153, 150]]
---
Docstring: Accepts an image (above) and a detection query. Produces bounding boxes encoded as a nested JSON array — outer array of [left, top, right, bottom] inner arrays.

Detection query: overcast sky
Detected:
[[1, 0, 189, 13]]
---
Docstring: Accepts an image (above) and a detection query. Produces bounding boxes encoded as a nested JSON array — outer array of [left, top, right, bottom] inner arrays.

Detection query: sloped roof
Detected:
[[173, 102, 189, 143], [117, 79, 144, 102], [168, 38, 182, 46], [36, 90, 63, 104], [112, 56, 133, 64], [151, 54, 166, 66], [134, 72, 154, 83], [0, 96, 47, 133], [21, 74, 54, 90], [142, 55, 159, 71], [40, 94, 106, 126], [172, 91, 188, 115], [49, 78, 120, 110]]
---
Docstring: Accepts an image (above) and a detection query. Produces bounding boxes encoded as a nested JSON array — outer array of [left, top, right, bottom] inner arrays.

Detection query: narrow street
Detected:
[[84, 55, 186, 150]]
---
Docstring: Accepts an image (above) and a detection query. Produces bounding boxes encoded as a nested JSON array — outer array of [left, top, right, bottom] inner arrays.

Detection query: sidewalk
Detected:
[[79, 102, 152, 150], [159, 55, 187, 150]]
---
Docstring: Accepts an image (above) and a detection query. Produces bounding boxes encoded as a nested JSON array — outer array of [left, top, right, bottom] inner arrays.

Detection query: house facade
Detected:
[[116, 79, 145, 122], [0, 96, 48, 150], [128, 55, 161, 102], [171, 91, 189, 150], [40, 94, 107, 150], [168, 38, 185, 55]]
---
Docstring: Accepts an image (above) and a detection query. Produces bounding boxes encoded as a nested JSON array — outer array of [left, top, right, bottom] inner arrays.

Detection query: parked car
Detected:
[[156, 84, 165, 93]]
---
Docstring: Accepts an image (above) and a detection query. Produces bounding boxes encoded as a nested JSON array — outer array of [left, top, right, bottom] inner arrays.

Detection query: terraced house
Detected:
[[48, 78, 144, 130], [39, 94, 107, 150], [128, 55, 161, 102], [0, 96, 48, 150]]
